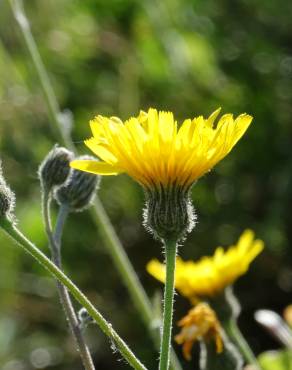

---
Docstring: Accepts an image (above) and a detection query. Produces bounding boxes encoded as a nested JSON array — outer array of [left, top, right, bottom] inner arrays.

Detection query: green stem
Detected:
[[199, 336, 243, 370], [226, 318, 260, 369], [43, 194, 95, 370], [53, 203, 69, 249], [91, 200, 151, 327], [159, 240, 177, 370], [8, 0, 73, 151], [8, 2, 182, 368], [223, 287, 261, 369], [0, 218, 148, 370]]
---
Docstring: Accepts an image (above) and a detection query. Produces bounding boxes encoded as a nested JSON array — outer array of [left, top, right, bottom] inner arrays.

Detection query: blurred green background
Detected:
[[0, 0, 292, 369]]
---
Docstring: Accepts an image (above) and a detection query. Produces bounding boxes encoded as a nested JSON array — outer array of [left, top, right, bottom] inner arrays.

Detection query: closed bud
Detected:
[[0, 164, 15, 220], [54, 156, 100, 212], [38, 145, 74, 193], [143, 186, 196, 242]]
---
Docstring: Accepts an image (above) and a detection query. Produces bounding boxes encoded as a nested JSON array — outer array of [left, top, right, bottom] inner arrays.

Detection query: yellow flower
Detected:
[[70, 108, 252, 190], [283, 305, 292, 327], [147, 230, 264, 299], [175, 302, 223, 361]]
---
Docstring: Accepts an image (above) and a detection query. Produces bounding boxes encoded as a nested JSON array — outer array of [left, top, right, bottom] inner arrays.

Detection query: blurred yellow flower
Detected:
[[70, 108, 252, 190], [175, 302, 223, 361], [283, 305, 292, 327], [147, 230, 264, 300]]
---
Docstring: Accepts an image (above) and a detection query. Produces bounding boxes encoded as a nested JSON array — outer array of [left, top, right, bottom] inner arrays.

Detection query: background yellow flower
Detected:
[[147, 230, 264, 300]]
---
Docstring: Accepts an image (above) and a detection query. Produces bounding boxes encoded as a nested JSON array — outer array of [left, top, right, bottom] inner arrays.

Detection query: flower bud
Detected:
[[143, 186, 196, 242], [38, 145, 74, 193], [54, 156, 100, 212], [0, 164, 15, 220]]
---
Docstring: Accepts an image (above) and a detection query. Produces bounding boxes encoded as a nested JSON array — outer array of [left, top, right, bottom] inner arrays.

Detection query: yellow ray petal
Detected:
[[85, 138, 118, 164], [89, 118, 105, 137], [70, 160, 123, 175], [76, 108, 252, 188], [206, 107, 221, 128]]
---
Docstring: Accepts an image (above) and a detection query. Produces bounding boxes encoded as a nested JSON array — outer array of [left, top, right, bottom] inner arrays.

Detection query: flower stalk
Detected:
[[159, 239, 177, 370], [0, 217, 148, 370], [224, 288, 261, 369], [199, 335, 243, 370], [42, 192, 96, 370], [212, 288, 261, 370], [225, 318, 260, 369]]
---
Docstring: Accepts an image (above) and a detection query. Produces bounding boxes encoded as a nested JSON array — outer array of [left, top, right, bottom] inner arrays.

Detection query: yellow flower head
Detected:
[[147, 230, 264, 299], [70, 108, 252, 190], [70, 108, 252, 240], [175, 302, 223, 361]]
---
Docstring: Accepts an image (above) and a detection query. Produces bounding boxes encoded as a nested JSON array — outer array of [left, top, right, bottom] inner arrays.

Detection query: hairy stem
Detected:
[[0, 218, 148, 370], [53, 203, 69, 249], [42, 193, 95, 370], [159, 240, 177, 370]]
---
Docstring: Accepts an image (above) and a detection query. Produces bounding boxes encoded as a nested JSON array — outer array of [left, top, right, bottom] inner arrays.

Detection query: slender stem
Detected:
[[223, 287, 261, 369], [199, 334, 244, 370], [53, 203, 69, 249], [91, 200, 152, 327], [8, 2, 182, 369], [8, 0, 73, 151], [226, 318, 261, 369], [159, 240, 177, 370], [0, 218, 148, 370], [42, 194, 95, 370]]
